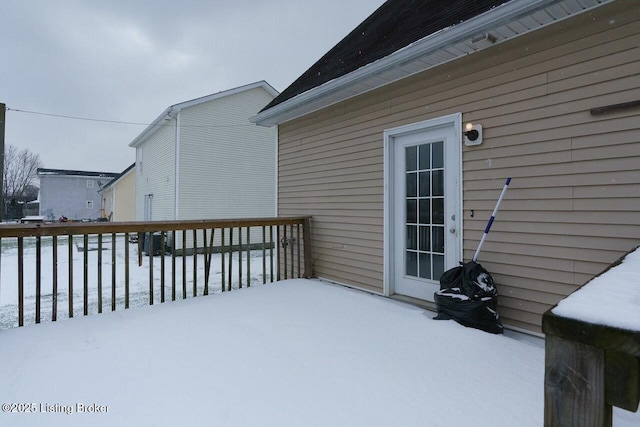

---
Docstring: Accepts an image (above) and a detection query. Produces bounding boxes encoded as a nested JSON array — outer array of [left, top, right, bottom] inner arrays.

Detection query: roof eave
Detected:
[[130, 81, 279, 147], [251, 0, 609, 127]]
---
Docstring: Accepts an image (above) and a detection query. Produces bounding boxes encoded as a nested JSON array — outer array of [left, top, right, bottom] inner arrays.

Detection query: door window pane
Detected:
[[406, 200, 417, 224], [405, 146, 417, 172], [432, 226, 444, 253], [406, 226, 417, 250], [432, 141, 443, 168], [419, 253, 431, 279], [419, 172, 430, 197], [432, 199, 444, 224], [432, 170, 444, 197], [419, 226, 430, 252], [406, 172, 417, 197], [419, 199, 430, 224], [419, 145, 430, 170], [433, 255, 445, 280], [406, 251, 418, 276]]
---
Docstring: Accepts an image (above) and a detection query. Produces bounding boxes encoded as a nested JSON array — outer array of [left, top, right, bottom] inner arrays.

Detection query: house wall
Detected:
[[277, 0, 640, 333], [135, 122, 176, 221], [174, 86, 277, 249], [39, 175, 111, 221], [101, 186, 114, 220], [178, 86, 276, 220], [112, 168, 136, 222]]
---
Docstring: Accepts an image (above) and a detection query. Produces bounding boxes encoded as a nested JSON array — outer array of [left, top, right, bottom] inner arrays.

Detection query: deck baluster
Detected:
[[18, 237, 24, 327], [98, 234, 103, 314], [111, 233, 116, 311], [36, 236, 41, 323], [52, 236, 58, 321]]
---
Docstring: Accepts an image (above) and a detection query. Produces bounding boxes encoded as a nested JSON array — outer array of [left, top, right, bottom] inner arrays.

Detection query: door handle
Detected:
[[449, 227, 456, 234]]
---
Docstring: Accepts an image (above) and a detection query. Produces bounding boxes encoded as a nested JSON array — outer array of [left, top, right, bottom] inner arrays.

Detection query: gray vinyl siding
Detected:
[[39, 175, 111, 221], [135, 122, 176, 221], [277, 0, 640, 332]]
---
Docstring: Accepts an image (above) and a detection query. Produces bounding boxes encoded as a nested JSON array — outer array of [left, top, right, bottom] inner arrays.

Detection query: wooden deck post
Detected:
[[544, 334, 611, 427], [302, 217, 312, 279]]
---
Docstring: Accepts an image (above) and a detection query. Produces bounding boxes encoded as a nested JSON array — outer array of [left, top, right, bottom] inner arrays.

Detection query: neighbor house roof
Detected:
[[252, 0, 613, 126], [99, 163, 136, 192], [129, 80, 279, 148], [37, 168, 119, 178]]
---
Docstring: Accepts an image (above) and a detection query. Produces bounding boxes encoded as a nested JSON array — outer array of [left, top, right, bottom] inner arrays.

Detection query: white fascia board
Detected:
[[130, 81, 279, 147], [128, 106, 176, 148], [251, 0, 585, 126]]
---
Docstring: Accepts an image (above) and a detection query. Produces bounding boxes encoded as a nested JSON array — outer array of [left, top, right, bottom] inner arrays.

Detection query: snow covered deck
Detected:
[[2, 279, 639, 426]]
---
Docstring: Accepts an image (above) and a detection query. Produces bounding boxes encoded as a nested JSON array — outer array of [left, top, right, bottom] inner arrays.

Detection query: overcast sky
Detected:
[[1, 0, 386, 174]]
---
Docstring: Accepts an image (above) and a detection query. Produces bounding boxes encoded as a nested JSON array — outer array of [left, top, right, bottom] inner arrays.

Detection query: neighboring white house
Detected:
[[129, 81, 278, 248], [99, 163, 136, 222]]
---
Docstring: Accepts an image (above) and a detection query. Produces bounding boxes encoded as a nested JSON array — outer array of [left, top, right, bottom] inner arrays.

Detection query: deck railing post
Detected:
[[18, 237, 23, 326], [52, 235, 58, 321], [111, 233, 116, 311], [68, 234, 73, 318], [36, 235, 41, 323], [98, 234, 103, 314], [83, 234, 88, 316], [544, 334, 611, 427], [303, 217, 312, 279]]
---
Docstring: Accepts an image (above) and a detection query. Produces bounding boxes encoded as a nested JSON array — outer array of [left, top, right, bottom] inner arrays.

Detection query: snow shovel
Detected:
[[433, 177, 511, 334]]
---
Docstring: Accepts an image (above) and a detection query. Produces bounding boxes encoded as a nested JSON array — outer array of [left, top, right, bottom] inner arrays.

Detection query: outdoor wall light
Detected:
[[464, 123, 483, 146]]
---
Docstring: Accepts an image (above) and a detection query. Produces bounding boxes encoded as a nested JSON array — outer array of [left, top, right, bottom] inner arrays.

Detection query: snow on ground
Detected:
[[0, 235, 275, 329], [1, 279, 639, 427], [553, 244, 640, 331]]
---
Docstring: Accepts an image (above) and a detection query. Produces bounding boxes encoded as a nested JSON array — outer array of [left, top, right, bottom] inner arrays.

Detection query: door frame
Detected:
[[382, 113, 463, 298]]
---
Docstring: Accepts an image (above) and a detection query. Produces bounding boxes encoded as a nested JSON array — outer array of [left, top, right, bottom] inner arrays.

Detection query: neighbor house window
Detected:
[[86, 200, 94, 209], [87, 180, 94, 188]]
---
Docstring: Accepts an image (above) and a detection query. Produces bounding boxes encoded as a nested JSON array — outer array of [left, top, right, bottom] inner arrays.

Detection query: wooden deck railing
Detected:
[[0, 216, 312, 329], [543, 246, 640, 426]]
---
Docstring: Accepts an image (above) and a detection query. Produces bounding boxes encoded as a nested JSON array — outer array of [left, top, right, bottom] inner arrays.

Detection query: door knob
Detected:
[[449, 227, 456, 234]]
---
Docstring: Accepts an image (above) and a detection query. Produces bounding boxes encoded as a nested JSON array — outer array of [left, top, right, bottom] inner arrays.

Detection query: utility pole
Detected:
[[0, 103, 5, 222]]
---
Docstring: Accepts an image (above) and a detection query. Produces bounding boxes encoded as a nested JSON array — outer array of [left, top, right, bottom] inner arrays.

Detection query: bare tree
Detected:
[[3, 145, 42, 200]]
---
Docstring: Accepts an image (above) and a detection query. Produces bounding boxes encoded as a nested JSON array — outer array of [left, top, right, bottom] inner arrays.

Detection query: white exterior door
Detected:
[[384, 114, 461, 301]]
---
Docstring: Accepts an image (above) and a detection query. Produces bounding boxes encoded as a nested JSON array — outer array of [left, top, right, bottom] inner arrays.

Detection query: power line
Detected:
[[7, 107, 150, 125], [5, 107, 255, 128]]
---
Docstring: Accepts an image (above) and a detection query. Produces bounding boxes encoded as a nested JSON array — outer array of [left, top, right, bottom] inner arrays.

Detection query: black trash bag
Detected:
[[434, 261, 503, 334]]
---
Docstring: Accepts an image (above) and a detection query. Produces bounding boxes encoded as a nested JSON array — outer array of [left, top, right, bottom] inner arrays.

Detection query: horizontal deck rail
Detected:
[[0, 216, 312, 329]]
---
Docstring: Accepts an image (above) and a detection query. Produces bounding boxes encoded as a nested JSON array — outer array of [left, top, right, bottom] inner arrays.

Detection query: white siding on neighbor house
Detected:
[[178, 86, 276, 220], [173, 86, 277, 249], [132, 82, 276, 251], [277, 1, 640, 333], [135, 122, 176, 221]]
